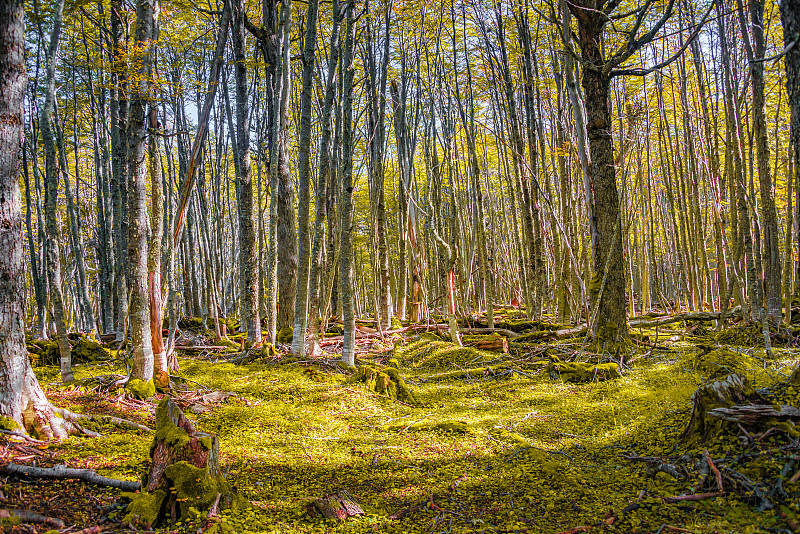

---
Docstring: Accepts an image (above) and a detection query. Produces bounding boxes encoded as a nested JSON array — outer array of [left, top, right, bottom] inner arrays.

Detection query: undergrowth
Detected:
[[33, 327, 800, 533]]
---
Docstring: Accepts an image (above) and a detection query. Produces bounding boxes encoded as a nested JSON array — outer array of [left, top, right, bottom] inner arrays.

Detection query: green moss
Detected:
[[391, 317, 403, 330], [277, 326, 294, 344], [403, 420, 472, 434], [126, 378, 155, 400], [679, 347, 759, 380], [547, 359, 622, 383], [0, 415, 19, 431], [386, 358, 400, 369], [153, 398, 190, 451], [346, 366, 417, 405], [124, 489, 166, 527], [166, 461, 229, 517]]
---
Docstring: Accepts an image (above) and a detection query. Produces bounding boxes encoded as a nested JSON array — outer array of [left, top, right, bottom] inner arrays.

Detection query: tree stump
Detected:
[[681, 373, 755, 446], [307, 490, 364, 520], [124, 398, 243, 528]]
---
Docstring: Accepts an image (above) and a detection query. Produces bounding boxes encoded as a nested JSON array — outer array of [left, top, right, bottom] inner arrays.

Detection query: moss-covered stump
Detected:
[[125, 398, 243, 528], [547, 358, 621, 383], [462, 333, 509, 353], [680, 373, 755, 446], [307, 490, 364, 521], [346, 366, 417, 405]]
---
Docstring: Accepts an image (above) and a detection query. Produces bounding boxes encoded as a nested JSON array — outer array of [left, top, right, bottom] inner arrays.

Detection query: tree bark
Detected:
[[0, 0, 82, 438], [39, 0, 73, 382], [340, 0, 357, 367], [291, 0, 320, 355], [126, 0, 157, 382], [232, 0, 261, 345]]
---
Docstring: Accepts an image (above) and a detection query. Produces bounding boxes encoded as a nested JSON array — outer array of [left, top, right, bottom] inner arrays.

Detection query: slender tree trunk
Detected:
[[232, 0, 261, 345], [126, 0, 157, 383], [292, 0, 320, 355], [307, 0, 340, 354], [340, 0, 357, 367], [148, 106, 167, 387], [40, 0, 73, 382]]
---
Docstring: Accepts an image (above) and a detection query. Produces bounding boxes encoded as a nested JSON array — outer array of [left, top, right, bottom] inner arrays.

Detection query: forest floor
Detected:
[[2, 317, 800, 533]]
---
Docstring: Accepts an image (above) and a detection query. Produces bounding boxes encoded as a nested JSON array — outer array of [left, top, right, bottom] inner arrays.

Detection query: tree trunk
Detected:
[[40, 0, 72, 382], [574, 10, 628, 343], [276, 0, 296, 332], [291, 0, 320, 355], [111, 0, 129, 342], [339, 0, 357, 367], [126, 0, 156, 383], [148, 106, 167, 388], [0, 0, 83, 438], [232, 0, 261, 346]]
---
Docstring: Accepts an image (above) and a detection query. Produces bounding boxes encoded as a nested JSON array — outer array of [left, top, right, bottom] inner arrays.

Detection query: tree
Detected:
[[39, 0, 72, 382], [783, 1, 799, 284], [292, 0, 321, 355], [126, 0, 157, 382], [0, 0, 81, 438], [563, 0, 703, 343], [232, 0, 261, 346], [339, 0, 357, 367]]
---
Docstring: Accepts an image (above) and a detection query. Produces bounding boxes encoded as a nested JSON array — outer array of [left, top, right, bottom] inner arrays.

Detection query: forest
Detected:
[[0, 0, 800, 531]]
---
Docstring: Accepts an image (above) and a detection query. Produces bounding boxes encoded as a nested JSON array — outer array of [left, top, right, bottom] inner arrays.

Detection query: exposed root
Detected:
[[53, 407, 152, 433]]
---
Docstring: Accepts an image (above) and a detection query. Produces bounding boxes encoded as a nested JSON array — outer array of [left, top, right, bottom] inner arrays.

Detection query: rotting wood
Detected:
[[307, 490, 364, 520]]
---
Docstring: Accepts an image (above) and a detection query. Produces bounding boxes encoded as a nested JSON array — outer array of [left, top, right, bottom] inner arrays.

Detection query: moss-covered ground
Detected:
[[5, 323, 800, 533]]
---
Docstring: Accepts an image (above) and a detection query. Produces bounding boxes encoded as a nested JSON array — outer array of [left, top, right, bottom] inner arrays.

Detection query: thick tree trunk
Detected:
[[126, 0, 156, 382], [291, 0, 320, 355], [276, 0, 296, 333], [232, 0, 261, 345], [0, 0, 82, 438], [577, 22, 628, 343]]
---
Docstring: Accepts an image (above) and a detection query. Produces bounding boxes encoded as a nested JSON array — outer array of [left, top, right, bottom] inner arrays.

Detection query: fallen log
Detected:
[[2, 462, 140, 491], [0, 508, 64, 529]]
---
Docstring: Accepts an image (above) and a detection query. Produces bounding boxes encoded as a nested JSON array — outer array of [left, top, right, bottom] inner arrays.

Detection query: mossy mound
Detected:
[[346, 366, 417, 405], [178, 317, 207, 331], [27, 335, 111, 367], [678, 346, 759, 380], [393, 335, 497, 370], [712, 325, 776, 347], [125, 379, 155, 400], [276, 326, 294, 344], [547, 359, 621, 383]]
